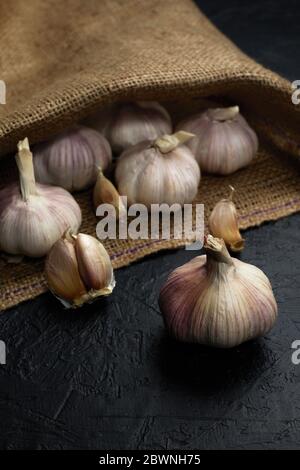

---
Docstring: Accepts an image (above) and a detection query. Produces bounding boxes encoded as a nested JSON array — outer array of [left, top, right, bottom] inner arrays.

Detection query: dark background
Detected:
[[1, 0, 300, 450]]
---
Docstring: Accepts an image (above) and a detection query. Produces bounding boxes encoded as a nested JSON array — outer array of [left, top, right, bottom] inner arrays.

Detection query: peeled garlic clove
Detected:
[[45, 232, 115, 307], [0, 138, 81, 257], [92, 101, 172, 154], [177, 106, 258, 175], [208, 186, 244, 252], [33, 126, 112, 192], [45, 236, 87, 305], [115, 131, 200, 207], [159, 235, 277, 348], [93, 167, 126, 219], [74, 233, 115, 295]]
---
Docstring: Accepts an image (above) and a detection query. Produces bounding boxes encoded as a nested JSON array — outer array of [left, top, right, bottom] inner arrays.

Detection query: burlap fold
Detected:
[[0, 0, 300, 310]]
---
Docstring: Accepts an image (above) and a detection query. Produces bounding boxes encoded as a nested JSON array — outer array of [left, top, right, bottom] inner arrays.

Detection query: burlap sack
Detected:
[[0, 0, 300, 310]]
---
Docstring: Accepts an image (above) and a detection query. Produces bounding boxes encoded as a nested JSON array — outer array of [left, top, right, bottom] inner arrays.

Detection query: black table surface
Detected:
[[1, 0, 300, 450]]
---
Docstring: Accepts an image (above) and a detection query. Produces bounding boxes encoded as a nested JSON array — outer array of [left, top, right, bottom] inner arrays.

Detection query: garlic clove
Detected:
[[159, 235, 277, 348], [93, 167, 126, 219], [208, 186, 244, 252], [74, 233, 115, 295], [33, 126, 112, 192], [45, 232, 115, 307], [45, 236, 87, 305], [177, 106, 258, 175]]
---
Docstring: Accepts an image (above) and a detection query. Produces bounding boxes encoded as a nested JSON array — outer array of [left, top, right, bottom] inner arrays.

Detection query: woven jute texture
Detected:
[[0, 0, 300, 310]]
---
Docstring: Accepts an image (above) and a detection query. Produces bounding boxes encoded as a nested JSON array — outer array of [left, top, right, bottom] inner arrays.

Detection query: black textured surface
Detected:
[[1, 0, 300, 450]]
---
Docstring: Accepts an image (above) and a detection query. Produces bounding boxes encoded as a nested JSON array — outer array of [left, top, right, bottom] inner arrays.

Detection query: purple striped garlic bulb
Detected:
[[159, 235, 277, 348], [177, 106, 258, 175], [92, 101, 172, 154], [115, 131, 200, 207], [33, 126, 112, 192], [0, 138, 81, 257]]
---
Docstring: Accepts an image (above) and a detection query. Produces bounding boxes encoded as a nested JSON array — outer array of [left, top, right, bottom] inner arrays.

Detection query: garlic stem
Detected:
[[154, 131, 195, 154], [16, 137, 38, 201], [208, 106, 239, 122], [95, 165, 103, 177], [204, 235, 234, 266]]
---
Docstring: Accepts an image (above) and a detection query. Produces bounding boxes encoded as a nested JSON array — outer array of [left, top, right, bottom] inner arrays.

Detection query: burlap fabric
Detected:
[[0, 0, 300, 310]]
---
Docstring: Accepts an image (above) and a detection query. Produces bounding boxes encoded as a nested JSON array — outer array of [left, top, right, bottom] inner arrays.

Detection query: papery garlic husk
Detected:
[[45, 231, 115, 307], [177, 106, 258, 175], [93, 167, 126, 219], [33, 126, 112, 192], [209, 186, 244, 252], [115, 131, 200, 207], [159, 235, 277, 348], [0, 138, 81, 257], [91, 101, 172, 154]]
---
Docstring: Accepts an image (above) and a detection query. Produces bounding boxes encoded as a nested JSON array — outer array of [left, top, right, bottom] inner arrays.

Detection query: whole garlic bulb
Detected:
[[94, 101, 172, 154], [33, 126, 112, 192], [177, 106, 258, 175], [115, 131, 200, 207], [45, 231, 115, 307], [209, 186, 244, 252], [0, 138, 81, 258], [159, 235, 277, 348]]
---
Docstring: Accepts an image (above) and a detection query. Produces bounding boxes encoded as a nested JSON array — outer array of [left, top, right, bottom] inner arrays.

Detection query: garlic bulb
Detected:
[[33, 126, 112, 192], [177, 106, 258, 175], [93, 101, 172, 154], [159, 235, 277, 348], [115, 131, 200, 207], [209, 186, 244, 252], [0, 138, 81, 257], [45, 231, 115, 307], [93, 167, 126, 219]]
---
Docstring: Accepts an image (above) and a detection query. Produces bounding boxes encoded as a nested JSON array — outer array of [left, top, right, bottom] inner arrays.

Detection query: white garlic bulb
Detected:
[[177, 106, 258, 175], [0, 138, 81, 258], [33, 126, 112, 192], [115, 131, 200, 207], [159, 235, 277, 348], [45, 231, 115, 307], [93, 101, 172, 154], [209, 186, 244, 252]]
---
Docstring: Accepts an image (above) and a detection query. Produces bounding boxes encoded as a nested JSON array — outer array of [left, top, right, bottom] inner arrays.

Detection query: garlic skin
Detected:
[[45, 231, 115, 307], [33, 126, 112, 192], [209, 186, 244, 252], [45, 237, 87, 304], [159, 235, 277, 348], [177, 106, 258, 175], [0, 138, 81, 258], [93, 167, 126, 219], [115, 131, 200, 207], [93, 101, 172, 154]]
